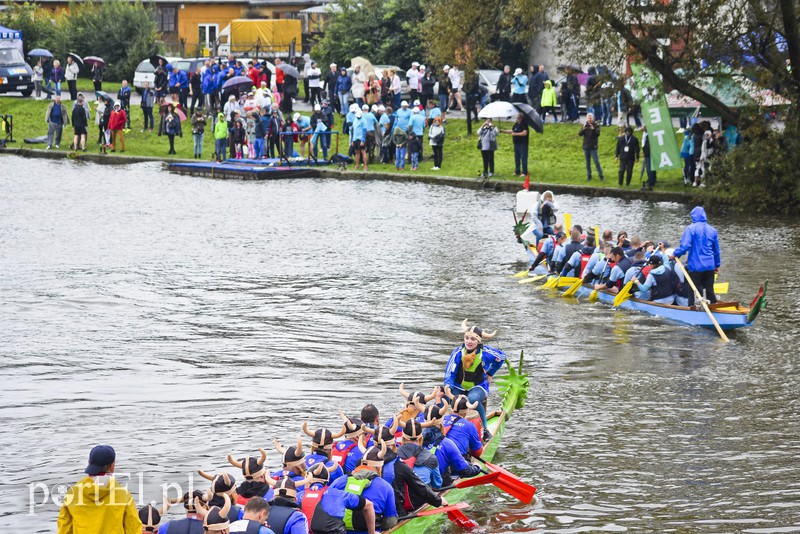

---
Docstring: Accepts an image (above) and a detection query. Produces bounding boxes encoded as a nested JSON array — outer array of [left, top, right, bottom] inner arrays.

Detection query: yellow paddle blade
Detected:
[[594, 226, 600, 247], [565, 213, 572, 232], [613, 280, 634, 307], [540, 276, 559, 289], [714, 282, 729, 294], [589, 289, 599, 302], [562, 277, 583, 297], [512, 270, 529, 278], [519, 275, 546, 284], [556, 277, 580, 287]]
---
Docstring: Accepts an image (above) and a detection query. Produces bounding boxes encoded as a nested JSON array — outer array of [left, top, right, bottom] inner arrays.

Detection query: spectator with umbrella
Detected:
[[64, 54, 81, 101], [501, 112, 530, 177], [278, 62, 300, 114], [154, 66, 168, 99], [82, 54, 106, 97]]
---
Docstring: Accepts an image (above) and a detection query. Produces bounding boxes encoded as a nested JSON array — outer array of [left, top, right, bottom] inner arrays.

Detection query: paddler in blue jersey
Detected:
[[301, 423, 346, 484], [443, 319, 506, 441], [301, 463, 378, 534], [382, 384, 437, 433], [265, 477, 309, 534], [227, 448, 270, 505], [442, 393, 484, 459], [421, 404, 482, 487], [159, 490, 206, 534], [333, 414, 375, 474], [196, 471, 245, 523], [393, 419, 446, 512], [329, 441, 398, 533], [266, 437, 308, 503]]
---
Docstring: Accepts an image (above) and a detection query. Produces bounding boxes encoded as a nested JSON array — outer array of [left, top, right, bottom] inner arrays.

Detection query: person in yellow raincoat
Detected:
[[57, 445, 142, 534]]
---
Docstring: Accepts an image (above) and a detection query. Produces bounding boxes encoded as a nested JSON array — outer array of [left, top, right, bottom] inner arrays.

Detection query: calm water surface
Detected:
[[1, 156, 798, 532]]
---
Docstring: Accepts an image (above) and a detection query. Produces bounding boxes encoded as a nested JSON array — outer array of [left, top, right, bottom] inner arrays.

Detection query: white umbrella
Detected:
[[478, 100, 519, 120]]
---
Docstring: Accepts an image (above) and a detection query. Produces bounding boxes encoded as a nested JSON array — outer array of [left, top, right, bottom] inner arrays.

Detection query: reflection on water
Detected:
[[1, 156, 798, 532]]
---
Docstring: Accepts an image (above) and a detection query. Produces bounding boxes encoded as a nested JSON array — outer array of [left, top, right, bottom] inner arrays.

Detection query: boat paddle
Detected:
[[673, 257, 730, 342], [518, 274, 546, 284], [588, 257, 610, 302], [613, 260, 650, 307], [437, 472, 502, 491], [714, 281, 729, 294], [401, 502, 477, 527], [563, 226, 600, 298], [471, 455, 537, 504]]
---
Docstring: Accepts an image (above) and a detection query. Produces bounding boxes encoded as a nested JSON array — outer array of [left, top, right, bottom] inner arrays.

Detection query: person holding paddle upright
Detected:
[[669, 206, 721, 307]]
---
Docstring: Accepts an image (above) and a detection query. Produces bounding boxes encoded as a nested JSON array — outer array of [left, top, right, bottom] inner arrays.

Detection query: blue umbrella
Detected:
[[28, 48, 53, 58], [222, 75, 254, 90]]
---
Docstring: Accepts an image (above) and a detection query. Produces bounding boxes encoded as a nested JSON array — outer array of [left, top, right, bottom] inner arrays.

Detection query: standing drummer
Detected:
[[669, 206, 721, 307]]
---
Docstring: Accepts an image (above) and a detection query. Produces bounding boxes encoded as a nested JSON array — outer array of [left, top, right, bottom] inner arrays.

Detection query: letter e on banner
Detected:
[[648, 107, 662, 124]]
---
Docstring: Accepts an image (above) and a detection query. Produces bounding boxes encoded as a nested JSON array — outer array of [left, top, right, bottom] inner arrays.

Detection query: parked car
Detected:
[[477, 69, 502, 97], [0, 46, 34, 97], [133, 56, 179, 93]]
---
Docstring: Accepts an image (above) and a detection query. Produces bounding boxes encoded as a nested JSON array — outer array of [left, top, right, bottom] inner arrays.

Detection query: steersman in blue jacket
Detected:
[[669, 206, 721, 307]]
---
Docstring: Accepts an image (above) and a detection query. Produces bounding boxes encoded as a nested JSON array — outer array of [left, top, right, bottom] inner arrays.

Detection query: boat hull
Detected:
[[570, 284, 759, 330]]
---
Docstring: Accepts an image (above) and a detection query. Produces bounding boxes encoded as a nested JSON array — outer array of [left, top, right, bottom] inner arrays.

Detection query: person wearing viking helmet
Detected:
[[331, 412, 376, 475], [226, 448, 270, 505], [443, 318, 507, 441], [197, 470, 244, 523], [441, 391, 484, 459], [329, 440, 398, 534], [420, 403, 482, 487], [264, 476, 309, 534], [300, 463, 378, 534], [160, 489, 206, 534], [137, 502, 170, 534], [371, 418, 400, 485], [194, 493, 234, 533], [393, 419, 446, 514], [268, 437, 309, 502], [302, 422, 346, 484], [383, 384, 440, 433]]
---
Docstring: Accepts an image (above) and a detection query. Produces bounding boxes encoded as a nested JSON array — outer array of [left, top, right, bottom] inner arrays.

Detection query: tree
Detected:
[[313, 0, 425, 69], [0, 2, 59, 56]]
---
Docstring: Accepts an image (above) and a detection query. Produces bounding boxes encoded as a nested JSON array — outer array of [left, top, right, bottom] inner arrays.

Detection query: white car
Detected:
[[133, 56, 179, 92]]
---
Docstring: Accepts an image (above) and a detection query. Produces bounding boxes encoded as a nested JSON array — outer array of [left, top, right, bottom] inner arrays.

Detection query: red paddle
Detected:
[[437, 472, 502, 491], [473, 456, 537, 504], [447, 508, 478, 528], [402, 502, 469, 520]]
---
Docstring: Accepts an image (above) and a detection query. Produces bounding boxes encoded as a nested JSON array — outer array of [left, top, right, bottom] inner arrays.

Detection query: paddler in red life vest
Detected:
[[302, 423, 346, 484], [194, 494, 234, 534], [228, 497, 275, 534], [161, 489, 206, 534], [197, 471, 245, 523], [268, 437, 308, 502], [559, 235, 597, 277], [226, 448, 270, 505], [332, 413, 376, 475], [420, 403, 482, 487], [593, 246, 631, 294], [328, 441, 399, 534], [138, 502, 169, 534], [443, 319, 506, 441], [393, 418, 447, 514], [301, 463, 378, 534], [264, 476, 309, 534], [441, 392, 484, 460]]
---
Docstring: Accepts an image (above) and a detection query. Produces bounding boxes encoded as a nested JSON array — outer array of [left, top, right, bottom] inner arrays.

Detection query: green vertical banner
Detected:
[[631, 64, 681, 171]]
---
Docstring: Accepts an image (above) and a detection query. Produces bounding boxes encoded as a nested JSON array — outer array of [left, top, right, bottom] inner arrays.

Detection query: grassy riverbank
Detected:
[[1, 96, 689, 191]]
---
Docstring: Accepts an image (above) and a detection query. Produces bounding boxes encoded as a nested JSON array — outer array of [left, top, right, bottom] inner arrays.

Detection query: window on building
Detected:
[[198, 24, 218, 48], [155, 6, 177, 33]]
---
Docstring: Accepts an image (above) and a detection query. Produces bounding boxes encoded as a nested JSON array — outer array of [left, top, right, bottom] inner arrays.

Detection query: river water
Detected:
[[1, 155, 798, 533]]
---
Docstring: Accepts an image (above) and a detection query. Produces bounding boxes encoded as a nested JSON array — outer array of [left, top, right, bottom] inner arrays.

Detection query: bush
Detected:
[[706, 121, 800, 214], [1, 0, 159, 82]]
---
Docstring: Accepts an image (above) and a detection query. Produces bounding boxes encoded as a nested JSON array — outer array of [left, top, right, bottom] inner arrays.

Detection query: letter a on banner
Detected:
[[631, 64, 681, 171]]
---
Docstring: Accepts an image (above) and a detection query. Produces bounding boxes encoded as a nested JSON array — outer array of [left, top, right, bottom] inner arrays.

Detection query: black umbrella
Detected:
[[149, 54, 169, 68], [557, 63, 584, 74], [512, 102, 543, 134], [95, 90, 114, 104], [67, 52, 83, 68]]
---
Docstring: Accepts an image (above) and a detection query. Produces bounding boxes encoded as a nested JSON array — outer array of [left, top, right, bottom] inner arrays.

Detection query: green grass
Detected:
[[1, 95, 217, 159], [0, 96, 688, 193]]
